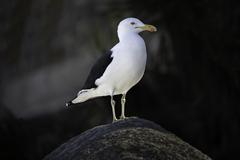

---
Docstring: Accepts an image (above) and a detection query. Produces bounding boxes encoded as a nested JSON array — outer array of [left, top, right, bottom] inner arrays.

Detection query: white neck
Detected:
[[117, 29, 140, 42]]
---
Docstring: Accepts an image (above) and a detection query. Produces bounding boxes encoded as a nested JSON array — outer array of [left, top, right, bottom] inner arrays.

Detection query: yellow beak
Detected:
[[138, 24, 157, 32]]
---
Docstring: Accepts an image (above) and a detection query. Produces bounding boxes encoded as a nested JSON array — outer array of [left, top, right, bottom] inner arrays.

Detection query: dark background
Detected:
[[1, 0, 239, 159]]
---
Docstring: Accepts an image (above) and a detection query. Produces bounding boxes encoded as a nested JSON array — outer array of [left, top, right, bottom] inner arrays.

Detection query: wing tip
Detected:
[[66, 101, 73, 107]]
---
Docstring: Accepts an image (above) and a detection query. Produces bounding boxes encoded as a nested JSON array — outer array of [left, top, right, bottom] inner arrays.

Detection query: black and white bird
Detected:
[[66, 18, 157, 122]]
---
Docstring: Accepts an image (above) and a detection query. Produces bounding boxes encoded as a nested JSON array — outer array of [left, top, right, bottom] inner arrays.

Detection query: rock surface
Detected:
[[43, 117, 211, 160]]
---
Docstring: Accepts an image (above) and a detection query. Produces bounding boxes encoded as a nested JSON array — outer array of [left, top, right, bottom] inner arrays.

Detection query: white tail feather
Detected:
[[72, 89, 96, 104]]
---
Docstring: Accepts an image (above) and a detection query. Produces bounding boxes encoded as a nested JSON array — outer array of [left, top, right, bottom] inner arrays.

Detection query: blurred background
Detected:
[[0, 0, 239, 159]]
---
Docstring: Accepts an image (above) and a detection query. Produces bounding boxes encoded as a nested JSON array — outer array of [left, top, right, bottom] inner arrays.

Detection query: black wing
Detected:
[[82, 50, 113, 89]]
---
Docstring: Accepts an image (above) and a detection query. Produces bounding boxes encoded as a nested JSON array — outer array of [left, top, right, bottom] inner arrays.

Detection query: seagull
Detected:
[[66, 17, 157, 122]]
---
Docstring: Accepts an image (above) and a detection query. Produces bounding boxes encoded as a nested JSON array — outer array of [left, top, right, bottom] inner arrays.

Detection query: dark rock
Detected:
[[43, 117, 211, 160]]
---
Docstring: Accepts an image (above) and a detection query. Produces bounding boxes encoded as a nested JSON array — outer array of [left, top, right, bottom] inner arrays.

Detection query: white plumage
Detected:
[[66, 18, 157, 122]]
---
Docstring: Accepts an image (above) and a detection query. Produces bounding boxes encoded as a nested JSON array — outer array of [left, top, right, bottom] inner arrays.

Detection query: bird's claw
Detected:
[[112, 118, 119, 123], [120, 115, 128, 120]]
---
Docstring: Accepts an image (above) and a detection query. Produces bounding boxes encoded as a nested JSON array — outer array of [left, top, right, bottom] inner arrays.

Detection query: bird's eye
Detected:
[[130, 22, 136, 25]]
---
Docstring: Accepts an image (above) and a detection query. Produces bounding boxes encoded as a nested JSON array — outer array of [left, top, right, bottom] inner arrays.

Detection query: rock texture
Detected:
[[43, 117, 211, 160]]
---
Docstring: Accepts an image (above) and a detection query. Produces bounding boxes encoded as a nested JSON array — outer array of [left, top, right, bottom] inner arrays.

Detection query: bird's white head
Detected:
[[117, 18, 157, 40]]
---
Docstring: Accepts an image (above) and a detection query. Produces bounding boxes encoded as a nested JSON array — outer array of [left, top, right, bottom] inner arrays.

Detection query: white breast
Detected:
[[96, 34, 147, 95]]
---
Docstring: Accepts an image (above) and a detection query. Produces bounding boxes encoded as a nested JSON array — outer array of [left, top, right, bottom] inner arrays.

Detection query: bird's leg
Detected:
[[111, 95, 118, 122], [120, 93, 127, 120]]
